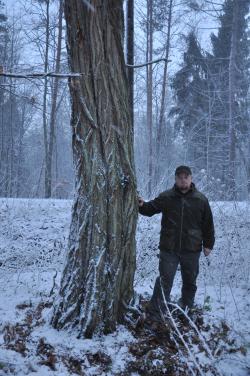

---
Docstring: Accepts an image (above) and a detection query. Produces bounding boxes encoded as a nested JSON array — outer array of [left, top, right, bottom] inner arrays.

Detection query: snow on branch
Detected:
[[0, 58, 172, 81], [0, 72, 83, 79]]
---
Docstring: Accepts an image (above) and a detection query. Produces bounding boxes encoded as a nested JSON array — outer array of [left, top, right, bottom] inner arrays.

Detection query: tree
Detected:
[[170, 0, 250, 199], [40, 0, 64, 198], [23, 0, 67, 198], [0, 2, 25, 197], [170, 31, 208, 171], [134, 0, 204, 196], [146, 0, 154, 196], [46, 0, 63, 198], [40, 0, 50, 198], [146, 0, 169, 195], [209, 0, 250, 198], [50, 0, 138, 338], [126, 0, 134, 131], [154, 0, 173, 186]]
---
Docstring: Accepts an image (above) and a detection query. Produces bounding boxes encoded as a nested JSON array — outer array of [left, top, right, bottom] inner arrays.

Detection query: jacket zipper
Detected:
[[179, 197, 184, 252]]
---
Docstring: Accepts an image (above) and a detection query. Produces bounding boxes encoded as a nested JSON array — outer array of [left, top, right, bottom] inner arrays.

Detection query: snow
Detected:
[[0, 198, 250, 375]]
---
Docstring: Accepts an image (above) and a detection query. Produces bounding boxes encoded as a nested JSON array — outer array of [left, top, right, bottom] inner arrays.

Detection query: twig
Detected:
[[126, 58, 172, 68], [159, 279, 205, 376], [168, 302, 223, 375], [227, 278, 241, 321]]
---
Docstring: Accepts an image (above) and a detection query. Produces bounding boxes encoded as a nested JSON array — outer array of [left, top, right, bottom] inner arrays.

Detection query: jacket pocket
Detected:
[[160, 228, 176, 250], [184, 228, 202, 251]]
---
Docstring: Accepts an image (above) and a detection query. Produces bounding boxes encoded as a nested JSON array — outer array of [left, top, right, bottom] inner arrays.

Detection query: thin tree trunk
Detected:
[[9, 19, 15, 197], [9, 95, 13, 197], [51, 0, 138, 338], [16, 104, 25, 197], [154, 0, 172, 186], [147, 0, 153, 196], [43, 0, 50, 198], [126, 0, 134, 132], [0, 97, 3, 190], [228, 0, 238, 200], [47, 0, 63, 198], [1, 29, 8, 196], [247, 132, 250, 196], [205, 80, 213, 186]]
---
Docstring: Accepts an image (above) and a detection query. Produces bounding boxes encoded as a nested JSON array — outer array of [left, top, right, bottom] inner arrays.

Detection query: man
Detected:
[[138, 165, 215, 324]]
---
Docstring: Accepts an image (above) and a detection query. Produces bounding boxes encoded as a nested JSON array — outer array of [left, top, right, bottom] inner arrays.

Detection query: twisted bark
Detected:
[[50, 0, 138, 338]]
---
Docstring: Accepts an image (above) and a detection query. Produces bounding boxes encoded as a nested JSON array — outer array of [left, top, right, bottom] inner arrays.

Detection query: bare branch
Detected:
[[0, 72, 83, 79], [0, 58, 173, 80], [126, 58, 172, 68]]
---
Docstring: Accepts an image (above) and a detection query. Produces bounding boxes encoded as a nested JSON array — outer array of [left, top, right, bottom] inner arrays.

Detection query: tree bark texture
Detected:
[[50, 0, 138, 338]]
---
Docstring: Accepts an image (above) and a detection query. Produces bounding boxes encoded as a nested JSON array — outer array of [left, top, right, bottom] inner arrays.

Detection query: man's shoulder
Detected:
[[158, 186, 209, 202], [158, 188, 175, 198], [193, 188, 208, 202]]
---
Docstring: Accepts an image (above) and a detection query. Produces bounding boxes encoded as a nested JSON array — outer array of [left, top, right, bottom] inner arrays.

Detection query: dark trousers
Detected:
[[147, 250, 201, 320]]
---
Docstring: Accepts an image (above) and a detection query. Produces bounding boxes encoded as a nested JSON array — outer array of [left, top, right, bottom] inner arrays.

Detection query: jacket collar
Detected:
[[173, 181, 196, 196]]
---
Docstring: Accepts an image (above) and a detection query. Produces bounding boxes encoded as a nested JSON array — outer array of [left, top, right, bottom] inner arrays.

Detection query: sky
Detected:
[[3, 0, 222, 86]]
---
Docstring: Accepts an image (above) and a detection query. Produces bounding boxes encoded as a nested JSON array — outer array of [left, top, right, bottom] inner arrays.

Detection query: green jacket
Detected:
[[139, 182, 215, 252]]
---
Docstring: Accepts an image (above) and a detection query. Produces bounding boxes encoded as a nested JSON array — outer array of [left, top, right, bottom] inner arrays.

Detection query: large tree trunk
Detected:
[[51, 0, 138, 338]]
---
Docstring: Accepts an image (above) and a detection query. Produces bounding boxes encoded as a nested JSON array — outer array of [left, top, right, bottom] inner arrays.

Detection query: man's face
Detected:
[[175, 173, 192, 190]]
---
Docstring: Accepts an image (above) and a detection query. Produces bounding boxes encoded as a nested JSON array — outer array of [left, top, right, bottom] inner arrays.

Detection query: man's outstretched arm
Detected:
[[138, 193, 165, 217]]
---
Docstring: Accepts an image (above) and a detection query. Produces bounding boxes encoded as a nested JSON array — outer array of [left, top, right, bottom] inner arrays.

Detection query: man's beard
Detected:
[[179, 184, 190, 191]]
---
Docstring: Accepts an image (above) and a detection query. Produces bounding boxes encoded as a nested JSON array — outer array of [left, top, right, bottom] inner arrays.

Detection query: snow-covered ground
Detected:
[[0, 198, 250, 375]]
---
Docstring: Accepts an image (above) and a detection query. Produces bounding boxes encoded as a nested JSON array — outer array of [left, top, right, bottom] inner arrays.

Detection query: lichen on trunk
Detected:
[[50, 0, 138, 338]]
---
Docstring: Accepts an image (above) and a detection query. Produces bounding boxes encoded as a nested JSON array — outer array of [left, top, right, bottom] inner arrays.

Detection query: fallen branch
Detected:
[[168, 301, 221, 372], [159, 279, 205, 376]]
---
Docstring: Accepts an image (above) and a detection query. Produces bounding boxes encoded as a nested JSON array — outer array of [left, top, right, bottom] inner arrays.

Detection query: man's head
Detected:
[[175, 165, 192, 192]]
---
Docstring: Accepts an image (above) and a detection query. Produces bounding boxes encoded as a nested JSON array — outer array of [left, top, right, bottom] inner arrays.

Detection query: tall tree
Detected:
[[27, 0, 66, 198], [170, 31, 208, 171], [126, 0, 134, 131], [51, 0, 138, 338], [0, 2, 24, 197], [47, 0, 63, 197], [154, 0, 173, 187], [209, 0, 250, 198], [42, 0, 50, 198], [146, 0, 153, 196], [170, 0, 250, 199]]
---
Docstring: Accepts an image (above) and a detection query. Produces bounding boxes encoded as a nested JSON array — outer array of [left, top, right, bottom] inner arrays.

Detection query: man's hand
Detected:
[[138, 196, 144, 207], [203, 247, 212, 257]]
